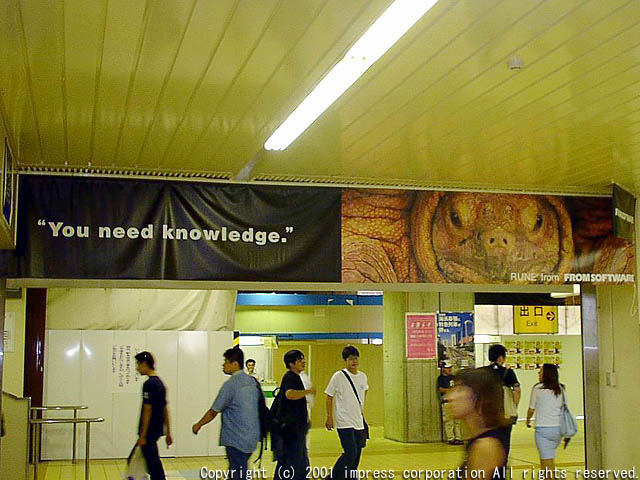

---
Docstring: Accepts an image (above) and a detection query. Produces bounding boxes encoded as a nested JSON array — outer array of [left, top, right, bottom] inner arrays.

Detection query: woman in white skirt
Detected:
[[526, 364, 565, 471]]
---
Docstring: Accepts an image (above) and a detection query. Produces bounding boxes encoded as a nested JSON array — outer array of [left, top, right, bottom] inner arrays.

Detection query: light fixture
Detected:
[[264, 0, 439, 151]]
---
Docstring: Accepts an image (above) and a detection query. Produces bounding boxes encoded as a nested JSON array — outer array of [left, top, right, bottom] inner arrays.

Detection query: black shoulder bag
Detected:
[[341, 369, 369, 448]]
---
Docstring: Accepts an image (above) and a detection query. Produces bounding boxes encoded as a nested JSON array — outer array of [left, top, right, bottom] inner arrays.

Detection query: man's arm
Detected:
[[192, 409, 218, 434], [285, 386, 315, 400], [138, 405, 152, 446], [325, 395, 334, 430], [163, 406, 173, 446], [512, 386, 522, 407]]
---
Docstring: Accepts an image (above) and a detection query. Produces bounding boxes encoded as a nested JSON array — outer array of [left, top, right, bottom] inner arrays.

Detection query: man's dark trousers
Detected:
[[141, 441, 166, 480], [332, 428, 364, 480], [275, 431, 309, 480], [227, 446, 252, 480]]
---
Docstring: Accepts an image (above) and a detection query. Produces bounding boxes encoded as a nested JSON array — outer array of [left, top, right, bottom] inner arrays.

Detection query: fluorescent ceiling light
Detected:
[[550, 292, 575, 299], [264, 0, 439, 151]]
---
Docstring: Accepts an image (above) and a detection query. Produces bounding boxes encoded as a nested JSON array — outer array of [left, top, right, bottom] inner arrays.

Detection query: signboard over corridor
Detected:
[[7, 177, 635, 285]]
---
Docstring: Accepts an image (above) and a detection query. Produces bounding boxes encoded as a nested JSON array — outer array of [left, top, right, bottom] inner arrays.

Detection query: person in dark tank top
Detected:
[[445, 368, 507, 480]]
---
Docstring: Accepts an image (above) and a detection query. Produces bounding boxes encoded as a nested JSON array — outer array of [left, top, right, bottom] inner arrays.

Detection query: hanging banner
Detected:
[[5, 179, 636, 284], [406, 313, 437, 360], [613, 184, 635, 242], [11, 176, 341, 281], [342, 189, 635, 285], [513, 305, 559, 334], [437, 312, 474, 368]]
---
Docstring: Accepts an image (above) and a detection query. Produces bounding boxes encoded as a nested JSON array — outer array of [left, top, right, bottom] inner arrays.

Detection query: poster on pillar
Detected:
[[342, 189, 635, 285], [437, 312, 474, 369], [10, 176, 341, 281], [406, 313, 437, 360]]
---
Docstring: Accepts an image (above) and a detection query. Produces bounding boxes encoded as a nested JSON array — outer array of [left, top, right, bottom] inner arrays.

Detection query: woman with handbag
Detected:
[[526, 364, 567, 471]]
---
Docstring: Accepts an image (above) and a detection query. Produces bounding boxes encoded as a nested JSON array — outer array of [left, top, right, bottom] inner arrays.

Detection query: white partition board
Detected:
[[43, 331, 82, 460], [208, 332, 232, 456], [44, 330, 233, 459]]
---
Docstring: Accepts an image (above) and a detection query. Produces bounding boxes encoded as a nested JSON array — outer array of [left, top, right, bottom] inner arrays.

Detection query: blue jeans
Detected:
[[331, 428, 364, 480], [226, 446, 252, 480]]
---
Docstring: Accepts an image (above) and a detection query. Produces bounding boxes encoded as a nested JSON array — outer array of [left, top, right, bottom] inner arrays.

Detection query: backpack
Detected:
[[252, 377, 271, 466], [269, 387, 294, 436]]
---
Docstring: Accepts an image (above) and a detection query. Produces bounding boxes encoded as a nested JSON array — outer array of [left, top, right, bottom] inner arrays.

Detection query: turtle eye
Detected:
[[533, 215, 543, 232], [450, 209, 462, 227]]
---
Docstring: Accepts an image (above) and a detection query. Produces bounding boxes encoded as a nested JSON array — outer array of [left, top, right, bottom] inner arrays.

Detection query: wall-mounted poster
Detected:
[[524, 356, 537, 370], [437, 312, 474, 368], [406, 313, 437, 360], [111, 343, 144, 393]]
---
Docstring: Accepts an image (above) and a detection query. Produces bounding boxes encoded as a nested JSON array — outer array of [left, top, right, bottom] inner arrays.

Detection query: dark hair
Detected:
[[455, 368, 506, 429], [135, 351, 155, 370], [245, 358, 256, 367], [283, 349, 304, 369], [488, 344, 507, 362], [342, 345, 360, 360], [540, 364, 562, 396], [224, 347, 244, 368]]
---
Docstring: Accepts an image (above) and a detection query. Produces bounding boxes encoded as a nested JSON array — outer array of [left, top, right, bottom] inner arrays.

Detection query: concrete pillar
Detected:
[[383, 291, 474, 442]]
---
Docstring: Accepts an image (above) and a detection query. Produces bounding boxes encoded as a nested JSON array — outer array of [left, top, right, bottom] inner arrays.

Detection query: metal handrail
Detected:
[[30, 405, 87, 464], [29, 417, 104, 480], [30, 418, 104, 424], [31, 405, 88, 411]]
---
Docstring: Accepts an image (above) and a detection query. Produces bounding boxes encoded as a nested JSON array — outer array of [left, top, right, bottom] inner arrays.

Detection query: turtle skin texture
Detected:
[[342, 189, 633, 284], [411, 192, 575, 284]]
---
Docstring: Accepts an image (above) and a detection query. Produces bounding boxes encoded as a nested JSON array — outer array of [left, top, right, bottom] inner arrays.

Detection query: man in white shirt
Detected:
[[325, 346, 369, 480]]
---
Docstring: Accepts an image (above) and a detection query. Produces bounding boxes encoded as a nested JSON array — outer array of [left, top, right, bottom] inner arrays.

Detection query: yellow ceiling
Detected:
[[1, 0, 639, 195]]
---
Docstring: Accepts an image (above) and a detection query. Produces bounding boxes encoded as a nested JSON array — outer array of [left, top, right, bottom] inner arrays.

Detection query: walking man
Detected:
[[274, 350, 316, 480], [135, 351, 173, 480], [481, 344, 521, 458], [325, 346, 369, 480], [437, 362, 463, 445], [193, 347, 261, 480]]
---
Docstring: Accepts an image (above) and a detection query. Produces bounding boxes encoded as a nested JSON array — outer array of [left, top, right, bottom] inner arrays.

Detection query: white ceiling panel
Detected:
[[0, 0, 638, 194]]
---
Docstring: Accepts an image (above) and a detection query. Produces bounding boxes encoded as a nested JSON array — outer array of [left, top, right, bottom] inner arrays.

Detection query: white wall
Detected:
[[2, 294, 26, 396], [46, 289, 236, 330], [43, 330, 233, 459], [596, 285, 640, 469]]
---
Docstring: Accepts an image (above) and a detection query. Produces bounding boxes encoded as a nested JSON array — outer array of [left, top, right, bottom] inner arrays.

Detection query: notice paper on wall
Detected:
[[406, 313, 437, 360], [112, 344, 144, 393], [3, 311, 15, 352]]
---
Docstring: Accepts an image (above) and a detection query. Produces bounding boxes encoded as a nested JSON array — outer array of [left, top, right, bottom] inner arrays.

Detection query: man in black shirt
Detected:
[[274, 350, 316, 480], [480, 344, 521, 459], [135, 351, 173, 480]]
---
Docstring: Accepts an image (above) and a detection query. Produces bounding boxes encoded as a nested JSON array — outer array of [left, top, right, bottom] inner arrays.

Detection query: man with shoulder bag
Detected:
[[480, 344, 521, 459], [325, 346, 369, 480]]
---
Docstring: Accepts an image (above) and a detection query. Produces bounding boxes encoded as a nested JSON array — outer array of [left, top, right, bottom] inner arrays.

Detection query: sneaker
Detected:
[[454, 439, 464, 445], [447, 440, 457, 445]]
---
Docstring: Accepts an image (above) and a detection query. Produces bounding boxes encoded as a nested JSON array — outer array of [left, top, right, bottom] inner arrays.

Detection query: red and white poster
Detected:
[[406, 313, 437, 359]]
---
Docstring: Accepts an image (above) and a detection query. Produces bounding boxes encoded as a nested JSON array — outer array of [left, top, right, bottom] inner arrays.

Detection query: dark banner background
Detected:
[[12, 176, 342, 281]]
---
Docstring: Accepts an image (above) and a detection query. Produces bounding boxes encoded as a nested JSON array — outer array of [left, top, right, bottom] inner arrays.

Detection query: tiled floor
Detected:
[[33, 422, 585, 479]]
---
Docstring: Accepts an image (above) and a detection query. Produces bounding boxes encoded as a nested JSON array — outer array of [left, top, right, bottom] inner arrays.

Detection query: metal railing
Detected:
[[30, 405, 88, 464], [29, 417, 104, 480]]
